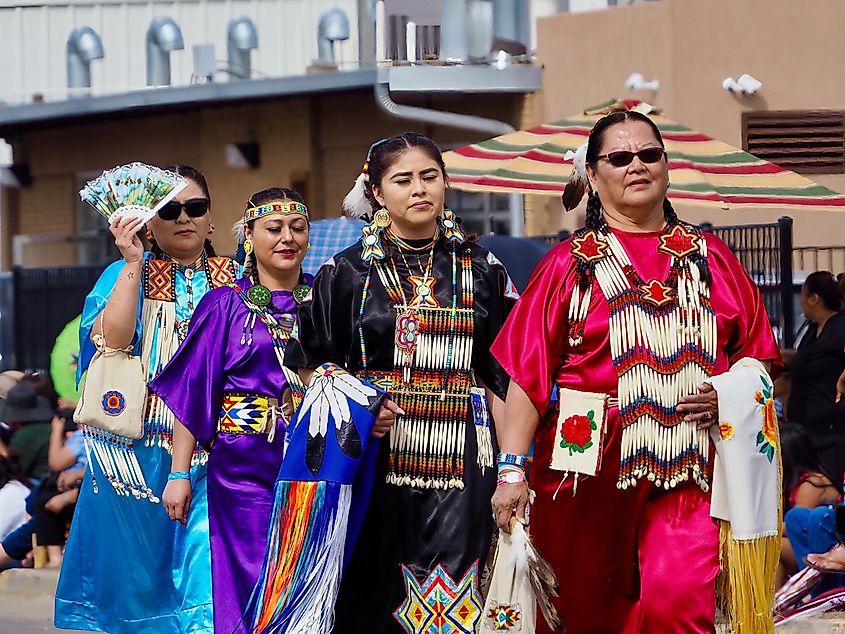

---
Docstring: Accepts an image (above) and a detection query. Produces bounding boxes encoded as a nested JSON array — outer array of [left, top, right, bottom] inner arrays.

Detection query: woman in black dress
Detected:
[[789, 271, 845, 483], [283, 132, 517, 633]]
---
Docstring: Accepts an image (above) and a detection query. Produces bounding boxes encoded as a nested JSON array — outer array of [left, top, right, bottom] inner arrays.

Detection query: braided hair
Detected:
[[578, 111, 709, 288], [242, 187, 307, 281], [584, 110, 676, 228]]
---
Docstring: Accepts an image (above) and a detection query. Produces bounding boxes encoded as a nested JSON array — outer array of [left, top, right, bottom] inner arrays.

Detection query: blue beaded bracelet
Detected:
[[497, 452, 529, 468], [168, 471, 190, 481]]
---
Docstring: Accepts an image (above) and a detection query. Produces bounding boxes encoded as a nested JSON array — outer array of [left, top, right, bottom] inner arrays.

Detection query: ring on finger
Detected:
[[704, 411, 713, 421]]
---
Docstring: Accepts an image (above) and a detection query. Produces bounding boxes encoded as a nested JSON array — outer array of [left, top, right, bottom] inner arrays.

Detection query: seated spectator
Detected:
[[782, 423, 844, 588], [32, 410, 86, 568], [0, 453, 30, 541], [0, 383, 55, 483]]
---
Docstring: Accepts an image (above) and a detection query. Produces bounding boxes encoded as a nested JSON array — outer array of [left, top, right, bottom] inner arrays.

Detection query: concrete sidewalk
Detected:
[[0, 568, 79, 633]]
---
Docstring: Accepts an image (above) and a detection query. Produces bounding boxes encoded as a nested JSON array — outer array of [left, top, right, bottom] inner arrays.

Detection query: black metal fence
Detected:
[[7, 265, 105, 372]]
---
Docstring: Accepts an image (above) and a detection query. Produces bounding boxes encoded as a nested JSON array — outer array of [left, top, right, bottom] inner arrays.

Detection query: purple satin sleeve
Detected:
[[149, 287, 234, 448]]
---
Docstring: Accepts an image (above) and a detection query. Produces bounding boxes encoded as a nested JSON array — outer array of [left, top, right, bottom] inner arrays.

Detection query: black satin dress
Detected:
[[285, 236, 515, 633]]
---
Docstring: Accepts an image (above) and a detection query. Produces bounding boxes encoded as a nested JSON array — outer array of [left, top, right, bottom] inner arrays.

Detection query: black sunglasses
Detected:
[[157, 198, 209, 221], [597, 147, 666, 168]]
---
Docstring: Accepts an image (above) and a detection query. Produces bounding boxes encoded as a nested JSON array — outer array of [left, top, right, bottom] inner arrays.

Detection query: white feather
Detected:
[[231, 219, 246, 241], [564, 141, 589, 185], [342, 173, 374, 219]]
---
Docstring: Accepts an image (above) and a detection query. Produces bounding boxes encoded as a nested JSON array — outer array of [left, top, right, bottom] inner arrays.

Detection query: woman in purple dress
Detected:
[[150, 187, 313, 634]]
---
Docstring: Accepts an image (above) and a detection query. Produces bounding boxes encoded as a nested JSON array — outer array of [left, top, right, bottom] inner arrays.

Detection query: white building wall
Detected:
[[0, 0, 572, 105], [0, 0, 360, 104]]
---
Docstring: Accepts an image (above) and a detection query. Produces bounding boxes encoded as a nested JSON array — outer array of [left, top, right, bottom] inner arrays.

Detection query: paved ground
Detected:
[[0, 568, 80, 634], [3, 566, 845, 633]]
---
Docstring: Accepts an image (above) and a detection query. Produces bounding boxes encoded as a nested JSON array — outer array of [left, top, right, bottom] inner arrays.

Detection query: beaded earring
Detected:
[[243, 239, 254, 256]]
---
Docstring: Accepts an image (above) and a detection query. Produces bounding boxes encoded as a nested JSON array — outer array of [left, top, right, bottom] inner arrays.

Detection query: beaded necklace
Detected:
[[231, 281, 309, 428], [357, 236, 481, 489], [568, 222, 717, 491]]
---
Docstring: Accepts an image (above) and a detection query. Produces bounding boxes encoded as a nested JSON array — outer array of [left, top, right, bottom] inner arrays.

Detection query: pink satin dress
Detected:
[[491, 229, 783, 633]]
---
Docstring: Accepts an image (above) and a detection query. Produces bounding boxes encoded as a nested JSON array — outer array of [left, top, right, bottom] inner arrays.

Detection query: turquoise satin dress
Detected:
[[55, 253, 235, 633]]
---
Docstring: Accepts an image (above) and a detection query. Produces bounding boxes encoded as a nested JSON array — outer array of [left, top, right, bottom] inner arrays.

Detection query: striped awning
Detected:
[[444, 99, 845, 211]]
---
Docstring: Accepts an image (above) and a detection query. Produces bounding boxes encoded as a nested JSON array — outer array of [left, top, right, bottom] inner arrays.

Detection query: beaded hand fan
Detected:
[[80, 162, 187, 225]]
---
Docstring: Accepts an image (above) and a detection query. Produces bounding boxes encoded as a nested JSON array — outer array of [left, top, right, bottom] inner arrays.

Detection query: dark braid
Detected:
[[243, 251, 256, 280], [150, 239, 165, 259], [585, 192, 607, 232], [662, 198, 679, 227]]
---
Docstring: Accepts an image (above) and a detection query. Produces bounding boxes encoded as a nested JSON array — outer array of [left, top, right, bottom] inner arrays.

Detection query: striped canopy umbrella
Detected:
[[444, 99, 845, 211]]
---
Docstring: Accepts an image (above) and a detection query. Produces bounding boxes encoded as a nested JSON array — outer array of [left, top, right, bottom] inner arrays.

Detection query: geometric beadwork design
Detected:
[[218, 393, 275, 434], [570, 229, 608, 264], [394, 561, 483, 634], [144, 259, 174, 302], [639, 279, 674, 307], [101, 390, 126, 416], [485, 603, 522, 631], [658, 224, 700, 259], [207, 256, 237, 289]]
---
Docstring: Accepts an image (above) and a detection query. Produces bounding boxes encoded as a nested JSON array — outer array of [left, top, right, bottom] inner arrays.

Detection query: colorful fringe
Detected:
[[369, 370, 472, 490], [249, 480, 351, 634]]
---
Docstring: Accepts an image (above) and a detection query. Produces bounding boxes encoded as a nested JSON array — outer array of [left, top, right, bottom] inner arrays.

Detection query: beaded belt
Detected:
[[218, 393, 279, 435], [364, 369, 472, 398]]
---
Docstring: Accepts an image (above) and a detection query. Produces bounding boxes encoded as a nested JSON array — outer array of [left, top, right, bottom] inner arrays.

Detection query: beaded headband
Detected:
[[243, 200, 309, 223]]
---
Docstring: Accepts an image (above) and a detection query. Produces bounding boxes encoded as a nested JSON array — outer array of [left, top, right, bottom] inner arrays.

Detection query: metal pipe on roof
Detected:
[[146, 17, 184, 86], [440, 0, 468, 62], [317, 9, 350, 65], [373, 80, 523, 235], [357, 0, 376, 66], [227, 17, 258, 80], [67, 27, 104, 95], [492, 0, 530, 48]]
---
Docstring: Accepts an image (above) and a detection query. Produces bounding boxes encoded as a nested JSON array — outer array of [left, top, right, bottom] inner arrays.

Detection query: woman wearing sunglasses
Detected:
[[490, 108, 783, 633], [150, 187, 313, 634], [56, 165, 239, 634]]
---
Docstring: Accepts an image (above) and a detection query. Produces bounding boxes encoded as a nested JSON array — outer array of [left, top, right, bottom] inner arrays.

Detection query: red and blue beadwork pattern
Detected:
[[101, 390, 126, 416]]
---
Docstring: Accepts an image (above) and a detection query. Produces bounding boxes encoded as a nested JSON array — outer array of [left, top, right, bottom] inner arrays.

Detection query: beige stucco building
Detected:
[[527, 0, 845, 247]]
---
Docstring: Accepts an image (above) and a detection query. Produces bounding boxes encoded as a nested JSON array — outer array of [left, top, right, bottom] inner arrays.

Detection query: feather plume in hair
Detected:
[[561, 141, 589, 212], [343, 172, 373, 219], [231, 219, 246, 243]]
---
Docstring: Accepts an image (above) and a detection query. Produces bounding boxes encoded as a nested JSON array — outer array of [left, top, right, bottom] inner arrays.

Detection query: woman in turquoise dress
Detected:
[[55, 165, 239, 633]]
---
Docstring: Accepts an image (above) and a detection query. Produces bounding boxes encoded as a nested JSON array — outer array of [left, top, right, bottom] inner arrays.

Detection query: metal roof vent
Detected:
[[146, 17, 184, 86], [317, 9, 350, 65], [67, 27, 104, 96], [227, 16, 258, 80]]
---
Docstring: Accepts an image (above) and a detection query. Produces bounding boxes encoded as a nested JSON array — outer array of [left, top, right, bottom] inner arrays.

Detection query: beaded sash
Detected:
[[568, 225, 717, 491]]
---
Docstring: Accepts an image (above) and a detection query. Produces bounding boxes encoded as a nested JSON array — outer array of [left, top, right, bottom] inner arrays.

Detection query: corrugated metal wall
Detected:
[[0, 0, 360, 103]]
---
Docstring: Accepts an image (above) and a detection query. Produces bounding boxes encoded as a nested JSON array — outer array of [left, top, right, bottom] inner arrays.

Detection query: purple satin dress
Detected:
[[150, 276, 306, 634]]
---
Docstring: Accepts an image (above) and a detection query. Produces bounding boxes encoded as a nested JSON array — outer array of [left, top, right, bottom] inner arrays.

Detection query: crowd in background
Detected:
[[0, 370, 86, 570]]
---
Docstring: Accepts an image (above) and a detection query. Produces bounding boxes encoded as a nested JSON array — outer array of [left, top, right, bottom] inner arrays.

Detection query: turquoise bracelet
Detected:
[[168, 471, 190, 481]]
